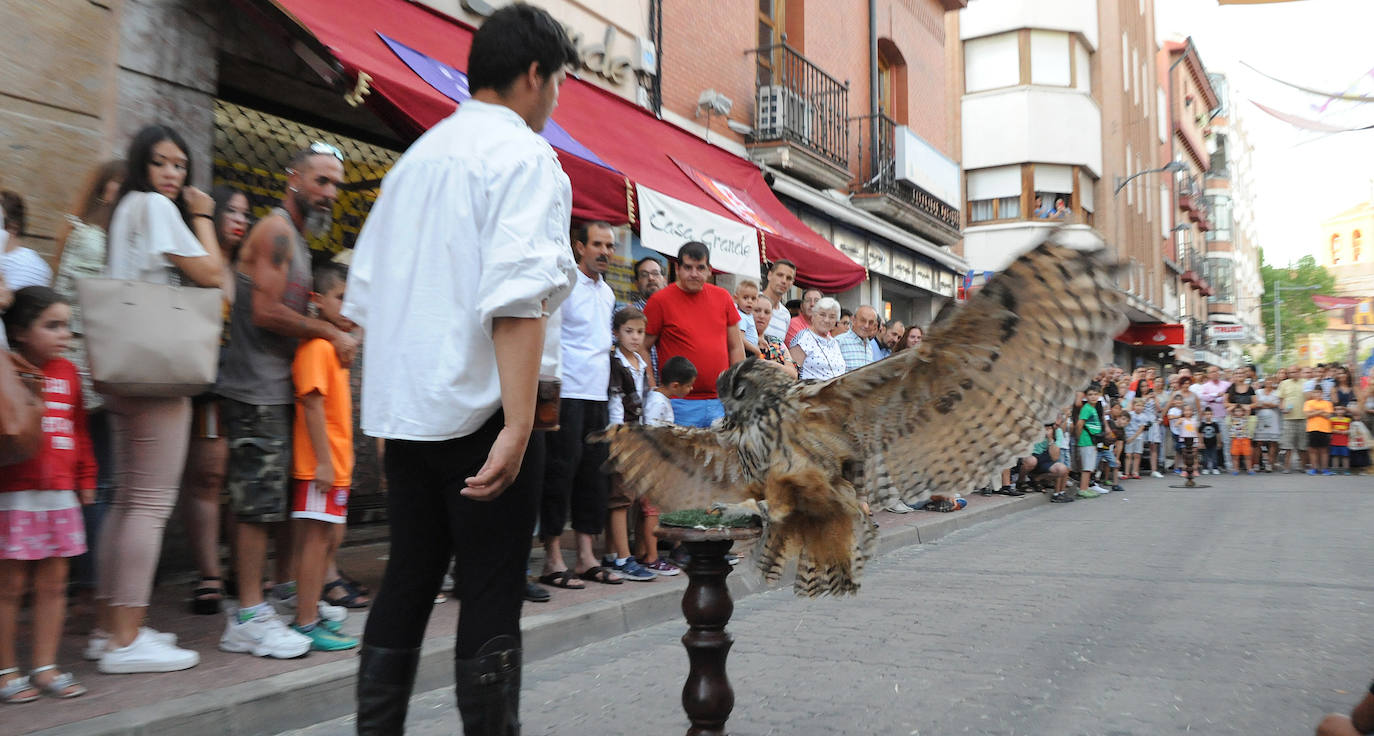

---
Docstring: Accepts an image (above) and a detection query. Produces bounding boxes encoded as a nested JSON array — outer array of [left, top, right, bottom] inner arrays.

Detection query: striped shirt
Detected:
[[834, 329, 875, 372]]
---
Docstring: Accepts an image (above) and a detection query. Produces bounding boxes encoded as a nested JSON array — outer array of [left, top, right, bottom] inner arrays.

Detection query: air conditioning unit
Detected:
[[755, 85, 813, 142]]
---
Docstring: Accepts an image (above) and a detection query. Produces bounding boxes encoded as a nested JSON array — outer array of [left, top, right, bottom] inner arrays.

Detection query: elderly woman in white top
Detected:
[[92, 124, 224, 675], [789, 296, 846, 381]]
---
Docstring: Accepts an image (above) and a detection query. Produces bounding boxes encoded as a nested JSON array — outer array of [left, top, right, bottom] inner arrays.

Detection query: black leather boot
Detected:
[[356, 645, 421, 735], [454, 635, 522, 735]]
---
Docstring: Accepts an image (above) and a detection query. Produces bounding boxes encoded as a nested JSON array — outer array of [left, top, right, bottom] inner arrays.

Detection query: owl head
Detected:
[[717, 358, 794, 418]]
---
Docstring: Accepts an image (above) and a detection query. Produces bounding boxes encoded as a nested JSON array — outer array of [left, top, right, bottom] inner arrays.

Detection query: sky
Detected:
[[1154, 0, 1374, 268]]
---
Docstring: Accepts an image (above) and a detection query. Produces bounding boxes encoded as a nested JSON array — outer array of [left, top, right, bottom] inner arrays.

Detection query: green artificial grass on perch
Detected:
[[659, 508, 762, 529]]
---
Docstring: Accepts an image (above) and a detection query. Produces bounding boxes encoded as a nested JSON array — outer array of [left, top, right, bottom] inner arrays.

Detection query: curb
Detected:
[[36, 493, 1047, 736]]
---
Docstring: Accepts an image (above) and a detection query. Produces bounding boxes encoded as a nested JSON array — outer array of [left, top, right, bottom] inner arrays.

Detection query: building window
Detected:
[[1079, 169, 1095, 226], [877, 39, 908, 125], [1206, 258, 1234, 303], [1205, 195, 1232, 242], [964, 32, 1019, 92], [1030, 30, 1071, 87], [1331, 233, 1342, 265], [1354, 230, 1363, 262], [1075, 38, 1091, 92], [1132, 48, 1140, 106], [1122, 31, 1130, 93], [1157, 89, 1169, 142], [966, 165, 1021, 223], [1033, 164, 1073, 220], [757, 0, 785, 84]]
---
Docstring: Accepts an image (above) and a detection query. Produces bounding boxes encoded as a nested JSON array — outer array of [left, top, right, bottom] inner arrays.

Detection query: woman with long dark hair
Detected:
[[90, 124, 223, 674]]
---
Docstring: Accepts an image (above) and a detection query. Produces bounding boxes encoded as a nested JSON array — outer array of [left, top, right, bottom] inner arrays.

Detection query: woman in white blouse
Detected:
[[789, 296, 846, 381], [92, 125, 223, 675]]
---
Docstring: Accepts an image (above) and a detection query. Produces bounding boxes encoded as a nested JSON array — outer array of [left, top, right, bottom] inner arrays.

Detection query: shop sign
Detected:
[[637, 185, 759, 279], [890, 252, 914, 285], [935, 270, 956, 297], [1209, 323, 1246, 341], [866, 243, 892, 276], [462, 0, 645, 85], [831, 227, 866, 266], [911, 262, 934, 291]]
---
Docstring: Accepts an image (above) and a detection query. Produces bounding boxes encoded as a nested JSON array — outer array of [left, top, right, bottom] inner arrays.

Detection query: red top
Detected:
[[1330, 415, 1351, 446], [644, 283, 740, 400], [0, 357, 96, 493]]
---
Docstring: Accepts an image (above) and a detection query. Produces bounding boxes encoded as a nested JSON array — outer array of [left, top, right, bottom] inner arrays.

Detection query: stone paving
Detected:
[[287, 473, 1374, 736]]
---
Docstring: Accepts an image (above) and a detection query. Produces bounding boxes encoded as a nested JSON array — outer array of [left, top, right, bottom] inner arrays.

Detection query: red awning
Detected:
[[258, 0, 867, 291], [1116, 323, 1185, 347]]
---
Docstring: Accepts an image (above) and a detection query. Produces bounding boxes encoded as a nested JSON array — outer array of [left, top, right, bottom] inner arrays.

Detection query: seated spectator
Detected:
[[732, 278, 762, 357], [834, 304, 881, 372], [891, 324, 923, 355], [751, 298, 798, 379], [1316, 680, 1374, 736], [784, 288, 822, 345], [1029, 423, 1071, 502], [788, 297, 846, 381], [832, 308, 852, 338], [0, 191, 52, 290]]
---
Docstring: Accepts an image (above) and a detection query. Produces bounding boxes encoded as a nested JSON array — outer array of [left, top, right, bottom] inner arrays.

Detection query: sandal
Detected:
[[536, 570, 586, 590], [335, 569, 372, 597], [0, 668, 39, 704], [190, 576, 224, 615], [29, 665, 85, 699], [323, 579, 371, 609], [577, 566, 623, 585]]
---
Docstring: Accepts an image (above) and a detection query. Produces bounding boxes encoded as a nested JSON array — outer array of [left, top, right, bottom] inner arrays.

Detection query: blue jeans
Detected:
[[670, 398, 725, 428]]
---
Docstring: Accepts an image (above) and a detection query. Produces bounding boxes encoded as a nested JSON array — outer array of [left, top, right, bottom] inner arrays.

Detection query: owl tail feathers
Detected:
[[753, 469, 870, 597]]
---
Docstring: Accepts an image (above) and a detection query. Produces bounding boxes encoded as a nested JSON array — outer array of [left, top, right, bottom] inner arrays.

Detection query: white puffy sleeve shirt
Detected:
[[106, 191, 209, 284], [343, 101, 576, 441]]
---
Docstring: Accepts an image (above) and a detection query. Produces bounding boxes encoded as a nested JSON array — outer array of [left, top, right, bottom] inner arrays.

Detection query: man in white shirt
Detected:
[[537, 221, 634, 585], [761, 259, 796, 342], [341, 7, 578, 733]]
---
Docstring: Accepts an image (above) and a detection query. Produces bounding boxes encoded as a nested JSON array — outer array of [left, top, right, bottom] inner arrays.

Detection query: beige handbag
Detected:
[[77, 278, 222, 397]]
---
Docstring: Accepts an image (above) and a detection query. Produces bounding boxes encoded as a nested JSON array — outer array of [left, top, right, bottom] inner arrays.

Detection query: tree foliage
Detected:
[[1259, 250, 1337, 366]]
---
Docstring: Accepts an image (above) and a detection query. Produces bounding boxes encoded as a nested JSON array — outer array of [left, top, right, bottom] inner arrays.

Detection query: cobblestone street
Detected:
[[288, 473, 1374, 735]]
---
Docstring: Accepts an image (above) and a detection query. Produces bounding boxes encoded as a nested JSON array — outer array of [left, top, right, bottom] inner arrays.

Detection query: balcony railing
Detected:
[[751, 43, 849, 169], [851, 112, 962, 232]]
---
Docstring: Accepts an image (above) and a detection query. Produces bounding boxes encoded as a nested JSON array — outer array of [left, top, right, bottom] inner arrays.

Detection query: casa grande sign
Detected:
[[462, 0, 644, 85]]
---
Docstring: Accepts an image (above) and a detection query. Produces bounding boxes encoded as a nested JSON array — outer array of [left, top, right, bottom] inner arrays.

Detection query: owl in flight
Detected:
[[598, 236, 1127, 597]]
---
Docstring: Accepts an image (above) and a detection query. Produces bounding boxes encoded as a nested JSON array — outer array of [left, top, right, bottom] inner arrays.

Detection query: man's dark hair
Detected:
[[660, 355, 697, 386], [802, 288, 823, 300], [467, 4, 578, 94], [785, 298, 801, 312], [313, 262, 349, 293], [840, 308, 853, 319], [0, 190, 24, 235], [633, 256, 664, 280], [766, 259, 796, 274], [677, 241, 710, 264], [573, 220, 615, 245]]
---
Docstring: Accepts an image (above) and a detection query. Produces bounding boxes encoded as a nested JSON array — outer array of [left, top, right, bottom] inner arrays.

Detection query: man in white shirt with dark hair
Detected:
[[341, 6, 579, 733]]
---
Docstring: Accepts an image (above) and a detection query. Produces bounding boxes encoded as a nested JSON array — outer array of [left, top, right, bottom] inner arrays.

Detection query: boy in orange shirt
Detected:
[[289, 264, 359, 650], [1304, 388, 1334, 476]]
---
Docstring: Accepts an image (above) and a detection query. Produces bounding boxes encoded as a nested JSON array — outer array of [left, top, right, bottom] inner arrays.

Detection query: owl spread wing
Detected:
[[804, 237, 1127, 507], [596, 423, 758, 514]]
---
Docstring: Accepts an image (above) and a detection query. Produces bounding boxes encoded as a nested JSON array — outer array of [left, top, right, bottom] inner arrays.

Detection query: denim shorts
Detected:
[[670, 398, 725, 428], [222, 399, 293, 523]]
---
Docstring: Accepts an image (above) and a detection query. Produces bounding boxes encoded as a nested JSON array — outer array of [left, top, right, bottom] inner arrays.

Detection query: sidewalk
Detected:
[[26, 490, 1046, 736]]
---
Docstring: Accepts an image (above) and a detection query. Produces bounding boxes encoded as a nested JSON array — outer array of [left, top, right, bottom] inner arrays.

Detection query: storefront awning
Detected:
[[254, 0, 867, 291], [1116, 323, 1185, 347]]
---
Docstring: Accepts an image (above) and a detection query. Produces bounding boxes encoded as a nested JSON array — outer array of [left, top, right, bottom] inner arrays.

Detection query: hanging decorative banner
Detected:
[[636, 185, 760, 279], [1313, 294, 1365, 310]]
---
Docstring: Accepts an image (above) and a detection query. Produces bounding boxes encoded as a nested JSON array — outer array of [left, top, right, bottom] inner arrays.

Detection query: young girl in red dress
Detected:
[[0, 286, 95, 702]]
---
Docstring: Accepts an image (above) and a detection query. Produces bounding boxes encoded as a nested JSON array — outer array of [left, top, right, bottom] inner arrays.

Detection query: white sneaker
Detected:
[[883, 499, 914, 514], [1090, 484, 1111, 495], [98, 628, 199, 674], [220, 607, 311, 659], [84, 627, 177, 661], [271, 593, 347, 623], [317, 599, 347, 623], [1151, 471, 1164, 478]]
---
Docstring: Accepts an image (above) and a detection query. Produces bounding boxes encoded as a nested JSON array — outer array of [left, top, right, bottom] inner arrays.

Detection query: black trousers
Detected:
[[538, 398, 609, 539], [362, 412, 542, 659]]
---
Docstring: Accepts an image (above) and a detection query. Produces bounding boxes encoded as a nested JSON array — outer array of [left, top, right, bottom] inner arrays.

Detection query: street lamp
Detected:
[[1273, 282, 1320, 364], [1114, 160, 1187, 197]]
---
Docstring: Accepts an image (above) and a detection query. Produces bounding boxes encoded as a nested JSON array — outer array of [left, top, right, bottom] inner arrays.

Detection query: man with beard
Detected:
[[877, 319, 905, 359], [620, 256, 665, 379], [217, 143, 357, 660], [536, 221, 639, 586]]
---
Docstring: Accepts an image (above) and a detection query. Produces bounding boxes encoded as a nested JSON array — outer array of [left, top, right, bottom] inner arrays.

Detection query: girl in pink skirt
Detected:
[[0, 286, 94, 702]]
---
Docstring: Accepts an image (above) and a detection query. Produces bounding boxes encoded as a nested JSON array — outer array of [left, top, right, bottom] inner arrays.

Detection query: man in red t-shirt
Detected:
[[644, 241, 745, 427]]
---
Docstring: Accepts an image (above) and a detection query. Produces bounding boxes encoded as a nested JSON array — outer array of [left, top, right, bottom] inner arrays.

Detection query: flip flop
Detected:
[[537, 570, 586, 590], [578, 566, 623, 585]]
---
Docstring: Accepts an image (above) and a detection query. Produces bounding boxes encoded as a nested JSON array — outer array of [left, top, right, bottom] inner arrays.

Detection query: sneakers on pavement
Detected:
[[220, 606, 311, 659], [1110, 484, 1126, 493], [642, 558, 681, 576], [291, 622, 358, 652], [98, 628, 199, 674], [1050, 492, 1075, 503], [1076, 488, 1101, 499], [883, 499, 915, 513], [85, 627, 176, 661], [1151, 471, 1164, 478], [605, 556, 656, 582], [272, 592, 348, 623], [1090, 483, 1111, 495]]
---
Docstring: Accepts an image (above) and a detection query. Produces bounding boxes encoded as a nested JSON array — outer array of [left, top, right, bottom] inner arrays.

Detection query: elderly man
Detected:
[[1192, 365, 1231, 470], [785, 288, 823, 345], [835, 304, 882, 371], [1277, 365, 1308, 472]]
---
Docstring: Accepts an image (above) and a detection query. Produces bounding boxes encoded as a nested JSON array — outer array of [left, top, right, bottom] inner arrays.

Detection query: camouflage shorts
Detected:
[[222, 399, 293, 523]]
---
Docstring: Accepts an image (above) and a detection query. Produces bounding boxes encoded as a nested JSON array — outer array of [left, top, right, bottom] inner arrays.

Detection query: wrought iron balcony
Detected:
[[749, 43, 850, 188], [850, 112, 962, 243]]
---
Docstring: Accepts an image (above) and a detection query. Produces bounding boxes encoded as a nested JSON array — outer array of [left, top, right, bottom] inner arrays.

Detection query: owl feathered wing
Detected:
[[803, 238, 1127, 510], [595, 423, 758, 513]]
